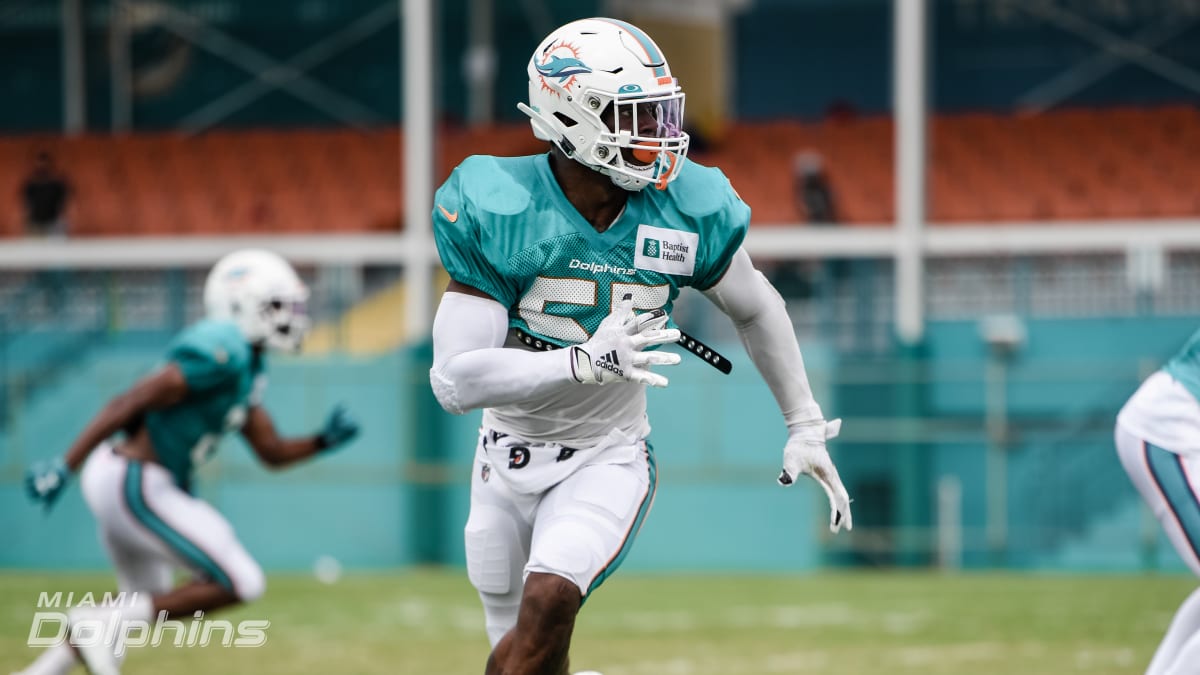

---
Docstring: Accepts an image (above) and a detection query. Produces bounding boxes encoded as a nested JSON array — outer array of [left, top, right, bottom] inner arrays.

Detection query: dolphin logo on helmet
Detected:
[[535, 54, 593, 83]]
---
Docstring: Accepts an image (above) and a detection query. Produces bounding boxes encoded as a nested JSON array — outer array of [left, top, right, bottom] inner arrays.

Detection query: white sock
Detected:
[[1164, 629, 1200, 675], [479, 591, 521, 648], [122, 594, 154, 623], [111, 594, 154, 661], [63, 593, 154, 665], [1149, 587, 1200, 675], [16, 643, 78, 675]]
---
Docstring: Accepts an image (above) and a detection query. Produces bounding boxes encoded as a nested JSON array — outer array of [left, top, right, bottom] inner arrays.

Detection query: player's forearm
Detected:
[[703, 248, 823, 425], [243, 403, 355, 467], [62, 365, 188, 472], [733, 301, 823, 425], [62, 392, 145, 471], [431, 290, 578, 414], [431, 348, 576, 414], [257, 437, 323, 468]]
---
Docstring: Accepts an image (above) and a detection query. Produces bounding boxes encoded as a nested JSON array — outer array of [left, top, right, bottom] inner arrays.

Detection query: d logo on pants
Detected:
[[508, 447, 530, 469]]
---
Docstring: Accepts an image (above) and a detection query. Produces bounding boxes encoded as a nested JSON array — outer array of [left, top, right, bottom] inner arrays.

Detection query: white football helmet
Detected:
[[203, 249, 310, 352], [518, 17, 689, 192]]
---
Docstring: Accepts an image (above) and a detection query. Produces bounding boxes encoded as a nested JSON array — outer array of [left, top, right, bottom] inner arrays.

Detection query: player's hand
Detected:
[[778, 418, 852, 534], [569, 295, 681, 387], [316, 404, 360, 452], [25, 459, 70, 512]]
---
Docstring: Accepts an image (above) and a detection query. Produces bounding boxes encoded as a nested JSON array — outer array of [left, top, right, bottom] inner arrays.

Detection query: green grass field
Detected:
[[0, 568, 1192, 674]]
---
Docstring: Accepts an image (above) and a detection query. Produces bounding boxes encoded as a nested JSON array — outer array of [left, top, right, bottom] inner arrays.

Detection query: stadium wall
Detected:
[[0, 340, 829, 574], [2, 315, 1196, 574], [4, 0, 1199, 131]]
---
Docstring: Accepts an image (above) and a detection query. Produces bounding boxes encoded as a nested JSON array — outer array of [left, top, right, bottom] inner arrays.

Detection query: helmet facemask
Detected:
[[253, 295, 310, 352], [585, 89, 688, 191]]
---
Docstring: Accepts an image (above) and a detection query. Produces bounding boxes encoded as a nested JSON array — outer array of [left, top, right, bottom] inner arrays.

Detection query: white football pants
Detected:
[[463, 428, 657, 647], [80, 445, 265, 601]]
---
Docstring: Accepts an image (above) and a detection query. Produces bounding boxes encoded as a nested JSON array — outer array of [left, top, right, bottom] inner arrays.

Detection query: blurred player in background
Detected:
[[17, 249, 360, 675], [1116, 329, 1200, 675], [428, 18, 851, 675]]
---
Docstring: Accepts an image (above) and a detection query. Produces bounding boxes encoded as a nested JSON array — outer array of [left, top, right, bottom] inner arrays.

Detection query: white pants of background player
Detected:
[[1116, 371, 1200, 675], [464, 426, 657, 647], [16, 445, 263, 675]]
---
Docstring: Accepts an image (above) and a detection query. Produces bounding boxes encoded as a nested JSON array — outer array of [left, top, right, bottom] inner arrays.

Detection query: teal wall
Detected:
[[0, 338, 829, 573], [4, 313, 1198, 573], [831, 315, 1200, 570], [1, 347, 424, 571]]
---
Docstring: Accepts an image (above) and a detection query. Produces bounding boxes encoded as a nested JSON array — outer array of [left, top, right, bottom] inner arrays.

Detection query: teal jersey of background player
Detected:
[[432, 153, 750, 346], [1164, 326, 1200, 405], [145, 319, 265, 490]]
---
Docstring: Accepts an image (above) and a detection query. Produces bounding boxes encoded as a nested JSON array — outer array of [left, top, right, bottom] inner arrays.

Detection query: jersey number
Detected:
[[190, 434, 219, 467], [518, 278, 669, 343], [188, 405, 248, 467]]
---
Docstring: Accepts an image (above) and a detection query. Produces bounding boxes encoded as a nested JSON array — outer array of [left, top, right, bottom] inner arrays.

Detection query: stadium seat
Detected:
[[1, 104, 1196, 236]]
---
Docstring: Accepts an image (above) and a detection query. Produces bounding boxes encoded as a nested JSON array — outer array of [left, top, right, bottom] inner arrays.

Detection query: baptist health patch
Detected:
[[634, 224, 698, 276]]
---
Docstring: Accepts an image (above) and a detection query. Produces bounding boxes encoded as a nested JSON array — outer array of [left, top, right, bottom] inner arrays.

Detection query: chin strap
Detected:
[[654, 152, 678, 190]]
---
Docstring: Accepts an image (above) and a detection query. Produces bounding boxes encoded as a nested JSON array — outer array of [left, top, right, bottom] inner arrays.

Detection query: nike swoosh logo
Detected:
[[437, 204, 459, 223]]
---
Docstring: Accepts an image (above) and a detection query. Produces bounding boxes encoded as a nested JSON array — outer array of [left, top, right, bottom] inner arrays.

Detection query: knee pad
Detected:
[[525, 521, 599, 595], [464, 504, 524, 595]]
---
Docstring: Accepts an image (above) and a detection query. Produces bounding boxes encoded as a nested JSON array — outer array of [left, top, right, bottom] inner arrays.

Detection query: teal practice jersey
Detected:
[[145, 320, 265, 490], [432, 153, 749, 346], [1165, 327, 1200, 405]]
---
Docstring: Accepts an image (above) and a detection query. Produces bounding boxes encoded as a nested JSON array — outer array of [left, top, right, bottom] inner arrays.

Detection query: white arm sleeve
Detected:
[[701, 248, 824, 425], [429, 291, 576, 415]]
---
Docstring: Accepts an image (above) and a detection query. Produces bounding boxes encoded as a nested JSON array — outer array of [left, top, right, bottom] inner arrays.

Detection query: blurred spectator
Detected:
[[793, 150, 838, 225], [683, 124, 712, 155], [21, 151, 72, 237], [768, 150, 848, 300], [825, 98, 859, 124]]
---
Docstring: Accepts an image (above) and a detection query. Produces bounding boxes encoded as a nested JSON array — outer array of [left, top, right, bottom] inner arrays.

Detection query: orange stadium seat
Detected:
[[0, 105, 1196, 237]]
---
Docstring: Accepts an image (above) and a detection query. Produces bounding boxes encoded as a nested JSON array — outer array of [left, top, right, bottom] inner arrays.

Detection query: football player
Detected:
[[17, 249, 360, 675], [428, 17, 851, 675], [1116, 328, 1200, 674]]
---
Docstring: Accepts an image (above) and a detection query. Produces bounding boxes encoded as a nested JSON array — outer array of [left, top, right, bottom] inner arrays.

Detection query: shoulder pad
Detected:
[[457, 155, 533, 217], [173, 321, 251, 367], [667, 159, 738, 219]]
